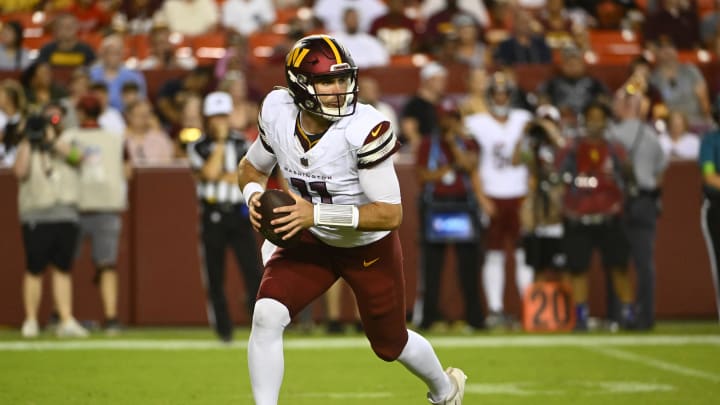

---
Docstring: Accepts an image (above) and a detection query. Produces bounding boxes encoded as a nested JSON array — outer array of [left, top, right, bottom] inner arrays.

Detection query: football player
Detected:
[[237, 35, 466, 405]]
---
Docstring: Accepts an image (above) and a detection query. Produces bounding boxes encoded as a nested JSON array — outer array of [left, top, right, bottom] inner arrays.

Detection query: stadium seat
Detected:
[[588, 29, 642, 57], [192, 31, 228, 65]]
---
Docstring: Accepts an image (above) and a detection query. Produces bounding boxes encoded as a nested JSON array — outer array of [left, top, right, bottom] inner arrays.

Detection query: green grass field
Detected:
[[2, 322, 720, 404]]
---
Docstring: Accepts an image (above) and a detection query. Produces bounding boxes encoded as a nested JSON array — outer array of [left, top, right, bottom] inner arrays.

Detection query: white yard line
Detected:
[[587, 345, 720, 383], [1, 335, 720, 351]]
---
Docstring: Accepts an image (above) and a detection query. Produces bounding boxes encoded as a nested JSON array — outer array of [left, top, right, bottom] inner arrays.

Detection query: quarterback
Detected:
[[237, 35, 466, 405]]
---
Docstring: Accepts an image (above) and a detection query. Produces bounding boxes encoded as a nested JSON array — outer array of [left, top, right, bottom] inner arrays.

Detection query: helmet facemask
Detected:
[[289, 66, 358, 122]]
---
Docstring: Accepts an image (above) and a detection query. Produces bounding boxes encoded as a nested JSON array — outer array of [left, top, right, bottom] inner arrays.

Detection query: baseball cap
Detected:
[[76, 94, 102, 118], [420, 62, 447, 81], [203, 91, 233, 117], [536, 104, 561, 122]]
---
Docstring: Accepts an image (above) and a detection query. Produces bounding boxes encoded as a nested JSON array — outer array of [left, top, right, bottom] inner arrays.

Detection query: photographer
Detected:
[[414, 99, 492, 331], [14, 108, 88, 338], [70, 94, 130, 335], [609, 83, 668, 330], [512, 105, 567, 278]]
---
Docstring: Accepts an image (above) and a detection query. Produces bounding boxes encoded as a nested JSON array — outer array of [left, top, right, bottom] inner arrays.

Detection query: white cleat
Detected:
[[428, 367, 467, 404], [21, 319, 39, 338], [56, 318, 89, 338]]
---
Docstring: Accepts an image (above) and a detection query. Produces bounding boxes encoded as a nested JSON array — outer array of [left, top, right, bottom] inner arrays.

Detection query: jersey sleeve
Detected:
[[358, 157, 402, 204], [357, 120, 400, 169]]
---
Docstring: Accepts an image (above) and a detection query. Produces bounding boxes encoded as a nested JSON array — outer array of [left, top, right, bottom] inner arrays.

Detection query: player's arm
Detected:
[[238, 137, 277, 230]]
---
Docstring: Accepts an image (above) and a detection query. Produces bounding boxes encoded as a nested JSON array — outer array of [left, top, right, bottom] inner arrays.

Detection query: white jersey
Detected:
[[466, 109, 531, 199], [252, 89, 399, 248]]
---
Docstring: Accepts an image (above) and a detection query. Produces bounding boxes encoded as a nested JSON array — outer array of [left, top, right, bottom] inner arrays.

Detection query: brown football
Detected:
[[258, 189, 301, 248]]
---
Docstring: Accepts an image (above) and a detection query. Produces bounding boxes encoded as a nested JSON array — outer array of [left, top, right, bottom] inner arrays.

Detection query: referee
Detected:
[[188, 91, 261, 342], [700, 121, 720, 322]]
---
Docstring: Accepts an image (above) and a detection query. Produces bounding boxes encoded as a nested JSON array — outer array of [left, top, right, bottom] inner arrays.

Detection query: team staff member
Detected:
[[700, 123, 720, 321], [188, 91, 262, 343], [238, 35, 466, 405]]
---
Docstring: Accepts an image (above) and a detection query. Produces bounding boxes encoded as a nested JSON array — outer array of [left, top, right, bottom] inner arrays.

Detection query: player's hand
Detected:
[[270, 191, 314, 240], [247, 192, 263, 231]]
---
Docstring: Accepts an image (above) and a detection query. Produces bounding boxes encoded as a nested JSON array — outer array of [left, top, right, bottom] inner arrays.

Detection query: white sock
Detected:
[[514, 249, 534, 297], [483, 250, 505, 313], [248, 298, 291, 405], [397, 329, 452, 402]]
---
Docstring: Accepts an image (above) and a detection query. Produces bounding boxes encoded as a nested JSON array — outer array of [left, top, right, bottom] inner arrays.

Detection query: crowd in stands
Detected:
[[1, 0, 719, 334]]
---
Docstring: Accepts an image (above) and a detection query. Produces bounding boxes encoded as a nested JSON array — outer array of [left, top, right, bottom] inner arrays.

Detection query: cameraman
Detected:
[[512, 105, 567, 278], [14, 108, 88, 338]]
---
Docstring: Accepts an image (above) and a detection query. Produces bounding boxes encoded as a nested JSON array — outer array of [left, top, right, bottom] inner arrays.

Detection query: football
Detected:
[[258, 189, 301, 248]]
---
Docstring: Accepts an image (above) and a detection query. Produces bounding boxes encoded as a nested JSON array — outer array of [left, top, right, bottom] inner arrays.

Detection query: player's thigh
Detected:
[[259, 245, 338, 319], [340, 233, 407, 357]]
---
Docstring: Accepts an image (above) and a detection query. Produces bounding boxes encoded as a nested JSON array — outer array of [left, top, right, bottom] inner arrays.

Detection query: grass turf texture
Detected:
[[1, 322, 719, 404]]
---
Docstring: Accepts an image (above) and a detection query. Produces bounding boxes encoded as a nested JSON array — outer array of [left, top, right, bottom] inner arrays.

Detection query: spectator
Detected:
[[644, 0, 700, 50], [536, 46, 609, 116], [493, 9, 553, 67], [156, 66, 212, 129], [452, 13, 487, 68], [137, 25, 198, 70], [218, 70, 259, 137], [701, 0, 720, 49], [538, 0, 582, 49], [421, 0, 482, 53], [400, 62, 447, 151], [0, 20, 32, 71], [313, 0, 387, 33], [69, 94, 130, 335], [465, 72, 534, 328], [610, 84, 668, 330], [512, 105, 568, 278], [67, 0, 113, 33], [120, 82, 143, 108], [221, 0, 276, 37], [36, 13, 96, 68], [124, 99, 174, 164], [14, 104, 89, 338], [622, 56, 664, 121], [358, 76, 398, 137], [557, 101, 634, 331], [414, 99, 490, 331], [117, 0, 163, 34], [458, 67, 488, 117], [649, 37, 713, 131], [59, 67, 91, 130], [187, 91, 262, 342], [331, 8, 390, 69], [90, 81, 126, 136], [369, 0, 420, 56], [658, 110, 700, 159], [90, 35, 147, 112], [214, 32, 250, 80], [421, 0, 490, 31], [20, 62, 68, 110], [155, 0, 219, 37], [0, 79, 27, 165]]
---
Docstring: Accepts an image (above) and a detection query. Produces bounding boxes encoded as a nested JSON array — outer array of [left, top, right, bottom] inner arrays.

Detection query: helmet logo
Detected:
[[304, 100, 315, 108], [287, 47, 310, 68]]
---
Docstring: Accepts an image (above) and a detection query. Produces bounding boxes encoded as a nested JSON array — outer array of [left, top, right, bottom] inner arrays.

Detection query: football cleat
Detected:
[[428, 367, 467, 404]]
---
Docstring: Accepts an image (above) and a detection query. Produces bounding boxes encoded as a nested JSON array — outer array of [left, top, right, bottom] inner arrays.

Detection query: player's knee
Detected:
[[370, 341, 405, 362], [252, 298, 291, 330]]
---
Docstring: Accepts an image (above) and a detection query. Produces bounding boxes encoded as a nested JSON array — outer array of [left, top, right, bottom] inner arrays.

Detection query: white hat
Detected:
[[203, 91, 233, 117], [420, 61, 447, 81], [536, 104, 561, 122]]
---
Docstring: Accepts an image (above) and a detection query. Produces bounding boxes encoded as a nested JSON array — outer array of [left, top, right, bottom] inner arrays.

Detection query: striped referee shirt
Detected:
[[187, 132, 248, 204]]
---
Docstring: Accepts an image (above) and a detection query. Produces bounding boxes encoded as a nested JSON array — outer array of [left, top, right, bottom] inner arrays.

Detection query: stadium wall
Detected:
[[0, 161, 714, 327]]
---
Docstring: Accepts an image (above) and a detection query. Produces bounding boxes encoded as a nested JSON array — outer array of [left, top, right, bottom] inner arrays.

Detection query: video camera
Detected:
[[526, 120, 552, 145], [25, 113, 48, 146]]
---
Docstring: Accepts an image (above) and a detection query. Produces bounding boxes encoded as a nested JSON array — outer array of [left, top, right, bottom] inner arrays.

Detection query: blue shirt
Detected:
[[89, 65, 147, 111], [699, 130, 720, 197]]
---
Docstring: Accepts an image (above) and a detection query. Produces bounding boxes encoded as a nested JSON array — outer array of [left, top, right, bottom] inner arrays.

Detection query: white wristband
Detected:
[[242, 182, 264, 204], [314, 203, 359, 229]]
